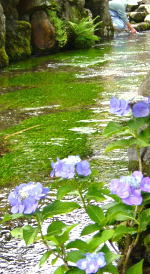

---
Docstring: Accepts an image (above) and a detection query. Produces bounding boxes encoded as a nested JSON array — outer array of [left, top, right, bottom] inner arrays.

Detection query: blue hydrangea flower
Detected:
[[8, 182, 49, 214], [76, 252, 106, 274], [122, 188, 142, 206], [141, 177, 150, 193], [110, 172, 144, 205], [132, 101, 150, 117], [76, 160, 91, 177], [50, 156, 91, 179], [110, 97, 131, 116], [50, 159, 75, 179], [110, 179, 131, 199]]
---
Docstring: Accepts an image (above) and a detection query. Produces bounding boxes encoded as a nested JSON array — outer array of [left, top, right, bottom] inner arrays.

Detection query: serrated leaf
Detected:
[[57, 185, 76, 200], [56, 224, 78, 245], [105, 138, 135, 153], [66, 239, 89, 252], [86, 183, 106, 202], [113, 225, 137, 241], [66, 267, 84, 274], [47, 220, 67, 235], [81, 224, 100, 236], [67, 250, 85, 263], [51, 257, 58, 265], [106, 203, 134, 224], [126, 259, 144, 274], [54, 265, 67, 274], [42, 201, 80, 220], [103, 121, 127, 137], [11, 227, 23, 238], [88, 230, 114, 251], [2, 213, 24, 223], [39, 250, 52, 266], [139, 208, 150, 231], [101, 245, 120, 264], [86, 204, 106, 225], [23, 225, 39, 245]]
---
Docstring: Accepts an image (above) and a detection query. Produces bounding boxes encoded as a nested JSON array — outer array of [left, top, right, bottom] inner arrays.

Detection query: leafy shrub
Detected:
[[68, 17, 101, 49], [48, 10, 68, 48]]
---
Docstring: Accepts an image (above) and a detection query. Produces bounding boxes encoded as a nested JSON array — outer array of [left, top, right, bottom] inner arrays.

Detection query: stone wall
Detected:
[[0, 0, 113, 67]]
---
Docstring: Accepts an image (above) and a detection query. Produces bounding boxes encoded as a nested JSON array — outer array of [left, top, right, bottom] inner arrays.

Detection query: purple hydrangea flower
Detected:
[[76, 160, 91, 177], [141, 177, 150, 193], [132, 101, 150, 117], [8, 182, 49, 214], [110, 172, 143, 205], [50, 159, 75, 179], [76, 252, 106, 274], [110, 179, 131, 199], [50, 156, 91, 179], [122, 188, 142, 206], [110, 97, 131, 116]]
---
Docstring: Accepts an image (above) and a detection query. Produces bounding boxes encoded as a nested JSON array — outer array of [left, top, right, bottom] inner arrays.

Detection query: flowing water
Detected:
[[0, 31, 150, 273]]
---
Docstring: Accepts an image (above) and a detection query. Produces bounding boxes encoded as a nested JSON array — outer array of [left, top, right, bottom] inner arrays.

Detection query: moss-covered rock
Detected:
[[133, 21, 150, 31], [5, 20, 31, 61], [129, 11, 146, 23], [0, 47, 9, 68]]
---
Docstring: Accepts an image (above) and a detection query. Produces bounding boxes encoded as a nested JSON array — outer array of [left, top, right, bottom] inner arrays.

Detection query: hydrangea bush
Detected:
[[1, 96, 150, 274]]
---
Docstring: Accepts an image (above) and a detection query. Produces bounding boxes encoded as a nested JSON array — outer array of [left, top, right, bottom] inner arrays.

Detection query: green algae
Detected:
[[0, 51, 105, 187]]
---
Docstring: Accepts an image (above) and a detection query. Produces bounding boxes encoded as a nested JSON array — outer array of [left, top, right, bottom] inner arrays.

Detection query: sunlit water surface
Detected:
[[0, 31, 150, 273]]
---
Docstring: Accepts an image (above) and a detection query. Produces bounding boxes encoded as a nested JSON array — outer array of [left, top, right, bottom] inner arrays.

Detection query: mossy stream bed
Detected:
[[0, 31, 150, 273]]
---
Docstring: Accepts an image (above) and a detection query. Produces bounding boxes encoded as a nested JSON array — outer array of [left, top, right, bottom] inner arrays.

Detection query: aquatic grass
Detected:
[[0, 110, 93, 187], [0, 71, 102, 110]]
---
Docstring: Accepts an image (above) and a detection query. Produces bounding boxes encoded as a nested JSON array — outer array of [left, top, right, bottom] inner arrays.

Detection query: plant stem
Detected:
[[36, 214, 51, 251], [78, 189, 87, 211], [137, 146, 142, 172], [122, 232, 140, 274]]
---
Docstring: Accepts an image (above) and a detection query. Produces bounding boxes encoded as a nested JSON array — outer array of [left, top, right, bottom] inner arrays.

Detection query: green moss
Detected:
[[134, 22, 150, 31], [0, 70, 101, 110], [5, 20, 31, 61], [48, 10, 68, 48], [0, 47, 9, 68]]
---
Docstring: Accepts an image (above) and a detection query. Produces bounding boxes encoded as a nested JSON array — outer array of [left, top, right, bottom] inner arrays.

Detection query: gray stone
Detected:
[[144, 13, 150, 21], [129, 11, 146, 22], [0, 3, 9, 67], [133, 21, 150, 30], [137, 4, 150, 13]]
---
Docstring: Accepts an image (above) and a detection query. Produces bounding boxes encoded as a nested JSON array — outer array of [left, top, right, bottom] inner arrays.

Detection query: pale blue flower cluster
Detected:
[[8, 182, 49, 214], [110, 97, 150, 117], [76, 252, 106, 274], [50, 155, 91, 179], [110, 171, 150, 205]]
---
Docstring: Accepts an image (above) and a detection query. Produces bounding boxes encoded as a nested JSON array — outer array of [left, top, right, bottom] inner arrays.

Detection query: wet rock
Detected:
[[18, 0, 50, 16], [144, 13, 150, 21], [129, 11, 146, 22], [31, 10, 56, 51], [5, 20, 31, 61], [0, 3, 9, 67], [1, 0, 19, 20], [136, 4, 150, 13], [85, 0, 114, 39], [138, 71, 150, 97], [133, 21, 150, 30]]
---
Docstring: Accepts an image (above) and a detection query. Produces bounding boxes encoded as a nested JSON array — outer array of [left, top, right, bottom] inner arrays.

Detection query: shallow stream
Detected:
[[0, 31, 150, 273]]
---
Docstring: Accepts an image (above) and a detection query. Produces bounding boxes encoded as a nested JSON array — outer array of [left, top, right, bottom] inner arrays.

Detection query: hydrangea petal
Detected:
[[132, 101, 150, 117], [141, 177, 150, 193]]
